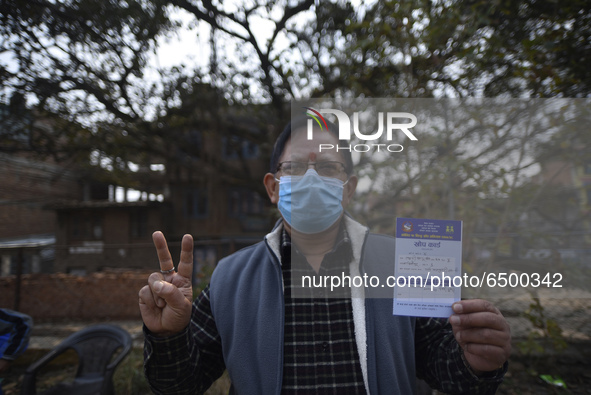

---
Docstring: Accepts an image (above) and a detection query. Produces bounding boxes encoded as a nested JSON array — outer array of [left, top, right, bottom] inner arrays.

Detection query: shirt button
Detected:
[[322, 342, 328, 351]]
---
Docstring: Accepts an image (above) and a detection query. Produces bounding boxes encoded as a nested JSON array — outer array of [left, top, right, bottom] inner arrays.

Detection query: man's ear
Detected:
[[263, 173, 279, 204], [343, 175, 358, 207]]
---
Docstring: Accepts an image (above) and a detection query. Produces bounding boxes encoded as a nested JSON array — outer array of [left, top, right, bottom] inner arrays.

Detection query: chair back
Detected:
[[21, 324, 132, 395], [63, 325, 132, 379]]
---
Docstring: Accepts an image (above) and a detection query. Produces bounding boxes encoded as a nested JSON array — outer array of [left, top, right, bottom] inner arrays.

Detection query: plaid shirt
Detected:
[[280, 227, 367, 394], [144, 224, 507, 394]]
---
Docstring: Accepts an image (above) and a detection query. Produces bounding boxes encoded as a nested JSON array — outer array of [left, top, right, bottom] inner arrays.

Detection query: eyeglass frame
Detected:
[[274, 161, 350, 183]]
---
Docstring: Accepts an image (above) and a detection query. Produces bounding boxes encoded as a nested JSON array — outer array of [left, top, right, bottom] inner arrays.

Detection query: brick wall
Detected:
[[53, 239, 158, 274], [0, 153, 82, 239], [0, 269, 154, 321], [52, 204, 170, 273]]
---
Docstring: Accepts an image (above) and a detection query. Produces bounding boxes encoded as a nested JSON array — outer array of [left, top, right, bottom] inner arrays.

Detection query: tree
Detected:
[[311, 0, 591, 98], [0, 0, 320, 186], [0, 0, 177, 182], [2, 0, 590, 187], [0, 0, 175, 121]]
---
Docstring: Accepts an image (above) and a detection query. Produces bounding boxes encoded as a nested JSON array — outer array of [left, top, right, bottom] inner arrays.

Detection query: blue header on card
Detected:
[[396, 218, 462, 242]]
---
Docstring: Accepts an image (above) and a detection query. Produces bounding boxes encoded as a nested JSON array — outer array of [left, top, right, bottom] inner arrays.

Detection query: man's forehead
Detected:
[[281, 128, 344, 161]]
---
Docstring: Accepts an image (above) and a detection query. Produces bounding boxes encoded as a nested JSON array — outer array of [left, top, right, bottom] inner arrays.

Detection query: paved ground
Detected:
[[28, 320, 145, 350]]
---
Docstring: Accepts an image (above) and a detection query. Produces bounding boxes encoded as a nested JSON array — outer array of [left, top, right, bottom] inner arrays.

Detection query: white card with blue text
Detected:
[[393, 218, 462, 318]]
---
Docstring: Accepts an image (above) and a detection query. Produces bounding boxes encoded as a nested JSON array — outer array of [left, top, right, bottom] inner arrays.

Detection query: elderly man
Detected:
[[139, 117, 511, 394]]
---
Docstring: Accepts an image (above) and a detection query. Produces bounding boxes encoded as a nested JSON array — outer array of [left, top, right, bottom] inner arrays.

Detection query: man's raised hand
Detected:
[[139, 231, 194, 336], [450, 299, 511, 375]]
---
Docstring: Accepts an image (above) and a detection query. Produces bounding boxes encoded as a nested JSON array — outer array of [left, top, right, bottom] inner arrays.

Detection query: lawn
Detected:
[[2, 338, 590, 394], [1, 347, 231, 395]]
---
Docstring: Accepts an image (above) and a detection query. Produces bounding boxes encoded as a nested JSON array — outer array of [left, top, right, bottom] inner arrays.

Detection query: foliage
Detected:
[[2, 0, 590, 183], [2, 346, 230, 395], [517, 295, 567, 357], [113, 347, 152, 395], [0, 0, 175, 186], [114, 348, 230, 395], [0, 0, 174, 128], [328, 0, 591, 98], [193, 260, 215, 298]]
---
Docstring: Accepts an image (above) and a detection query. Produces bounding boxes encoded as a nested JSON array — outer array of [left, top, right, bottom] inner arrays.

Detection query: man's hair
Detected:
[[269, 115, 354, 174]]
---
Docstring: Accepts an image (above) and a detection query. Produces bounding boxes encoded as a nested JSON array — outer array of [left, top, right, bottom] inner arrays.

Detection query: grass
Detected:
[[2, 347, 231, 395], [4, 341, 591, 394], [113, 347, 152, 395], [113, 348, 231, 395]]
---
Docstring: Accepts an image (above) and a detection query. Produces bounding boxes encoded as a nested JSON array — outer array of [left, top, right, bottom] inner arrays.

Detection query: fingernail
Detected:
[[153, 281, 163, 292], [452, 303, 463, 313], [450, 315, 460, 325]]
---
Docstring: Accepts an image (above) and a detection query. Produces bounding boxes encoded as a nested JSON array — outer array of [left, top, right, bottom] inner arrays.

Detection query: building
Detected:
[[57, 126, 274, 280], [0, 152, 83, 275]]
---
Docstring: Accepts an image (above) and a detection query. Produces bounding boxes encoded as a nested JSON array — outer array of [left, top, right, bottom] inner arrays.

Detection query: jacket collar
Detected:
[[265, 215, 369, 268]]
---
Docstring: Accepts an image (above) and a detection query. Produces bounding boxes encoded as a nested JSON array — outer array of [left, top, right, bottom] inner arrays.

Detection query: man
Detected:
[[139, 117, 511, 394]]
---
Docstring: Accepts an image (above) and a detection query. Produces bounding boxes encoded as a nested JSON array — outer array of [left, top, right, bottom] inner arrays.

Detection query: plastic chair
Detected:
[[21, 324, 132, 395]]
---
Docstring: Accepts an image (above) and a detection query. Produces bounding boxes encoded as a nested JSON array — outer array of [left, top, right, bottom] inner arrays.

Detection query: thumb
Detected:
[[152, 280, 164, 293], [150, 279, 188, 308]]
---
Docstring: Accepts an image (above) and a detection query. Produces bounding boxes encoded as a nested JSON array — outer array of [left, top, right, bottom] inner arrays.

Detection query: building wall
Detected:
[[0, 154, 82, 239], [0, 270, 152, 320], [53, 204, 168, 274], [166, 154, 272, 241], [2, 115, 274, 276]]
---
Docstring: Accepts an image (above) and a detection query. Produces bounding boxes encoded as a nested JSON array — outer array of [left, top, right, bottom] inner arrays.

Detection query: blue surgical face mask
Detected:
[[278, 169, 345, 234]]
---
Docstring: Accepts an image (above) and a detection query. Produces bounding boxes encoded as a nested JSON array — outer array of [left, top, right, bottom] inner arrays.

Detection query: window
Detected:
[[222, 136, 259, 159], [178, 129, 202, 160], [185, 188, 209, 218], [69, 212, 103, 240], [228, 188, 263, 217], [130, 208, 148, 238]]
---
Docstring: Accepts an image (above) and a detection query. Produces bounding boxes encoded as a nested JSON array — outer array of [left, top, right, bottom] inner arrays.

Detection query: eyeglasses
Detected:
[[276, 161, 347, 178]]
